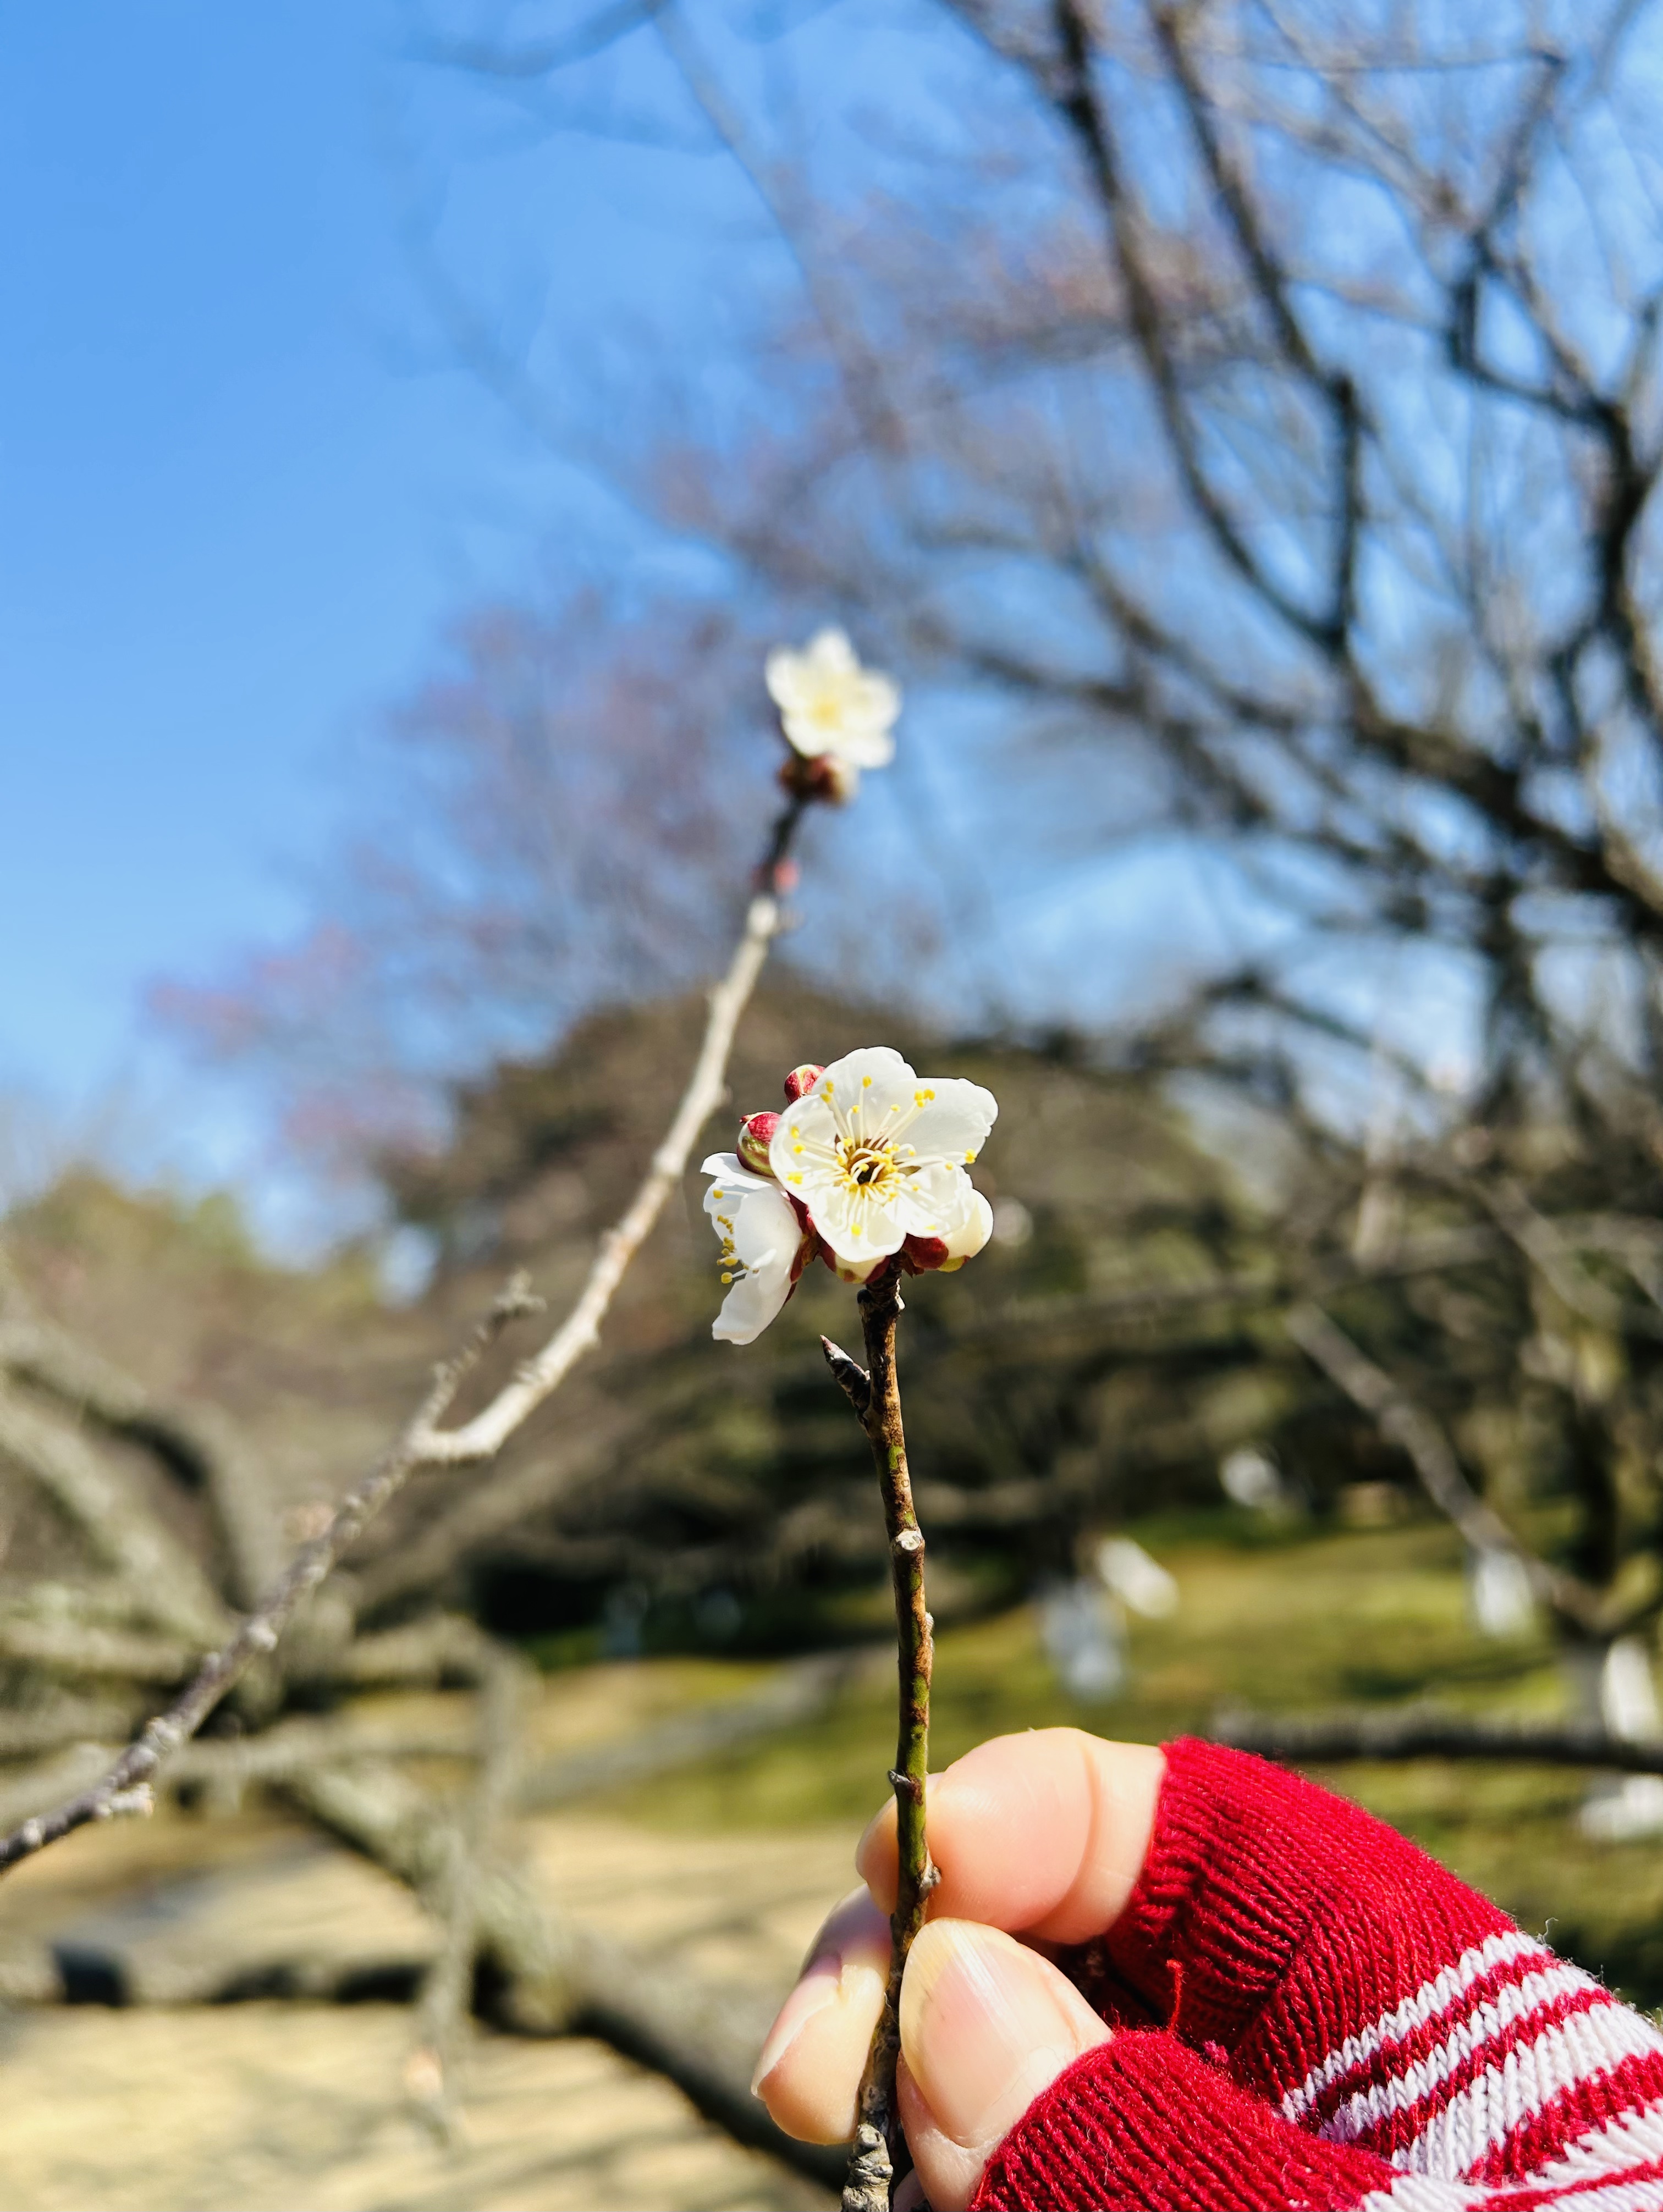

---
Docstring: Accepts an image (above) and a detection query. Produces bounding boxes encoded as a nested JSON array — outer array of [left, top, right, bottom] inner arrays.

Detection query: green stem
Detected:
[[823, 1267, 936, 2212]]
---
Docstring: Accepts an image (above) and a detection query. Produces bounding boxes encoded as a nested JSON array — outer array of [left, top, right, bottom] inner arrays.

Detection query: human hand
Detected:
[[753, 1730, 1663, 2212], [755, 1731, 1161, 2210]]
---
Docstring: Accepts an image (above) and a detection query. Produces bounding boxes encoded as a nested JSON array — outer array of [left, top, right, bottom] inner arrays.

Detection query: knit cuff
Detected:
[[1102, 1739, 1511, 2059], [967, 2030, 1408, 2212]]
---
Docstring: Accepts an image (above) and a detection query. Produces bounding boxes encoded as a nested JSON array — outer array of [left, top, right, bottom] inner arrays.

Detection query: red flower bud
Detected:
[[737, 1111, 780, 1177], [901, 1233, 950, 1274], [783, 1063, 824, 1104]]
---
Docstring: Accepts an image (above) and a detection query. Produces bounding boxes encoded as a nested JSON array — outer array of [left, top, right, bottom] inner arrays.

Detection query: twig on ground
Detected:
[[0, 1310, 285, 1604], [0, 1281, 538, 1874], [0, 1379, 227, 1641], [0, 1700, 136, 1761], [300, 1613, 503, 1691], [0, 1612, 200, 1685], [516, 1648, 878, 1811], [1214, 1703, 1663, 1774], [0, 1652, 876, 1835], [0, 799, 806, 1878], [823, 1269, 936, 2212], [287, 1757, 845, 2193], [406, 1642, 530, 2140]]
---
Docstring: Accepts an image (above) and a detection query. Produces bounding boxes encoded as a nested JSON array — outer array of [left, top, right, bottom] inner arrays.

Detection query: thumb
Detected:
[[897, 1919, 1111, 2212]]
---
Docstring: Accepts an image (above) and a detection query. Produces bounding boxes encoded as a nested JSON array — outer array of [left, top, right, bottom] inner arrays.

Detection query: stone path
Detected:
[[0, 1750, 858, 2210], [1, 2006, 830, 2212]]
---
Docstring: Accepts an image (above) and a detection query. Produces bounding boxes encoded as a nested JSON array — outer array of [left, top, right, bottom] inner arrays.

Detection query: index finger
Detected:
[[856, 1729, 1164, 1946]]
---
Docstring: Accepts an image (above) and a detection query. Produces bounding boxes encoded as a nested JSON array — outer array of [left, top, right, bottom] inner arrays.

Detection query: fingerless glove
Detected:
[[972, 1740, 1663, 2211]]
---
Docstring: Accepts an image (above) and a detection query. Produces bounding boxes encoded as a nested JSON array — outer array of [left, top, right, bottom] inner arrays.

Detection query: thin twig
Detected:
[[1474, 1177, 1636, 1333], [824, 1270, 936, 2212], [403, 804, 805, 1467], [1284, 1302, 1603, 1632], [0, 797, 807, 1877]]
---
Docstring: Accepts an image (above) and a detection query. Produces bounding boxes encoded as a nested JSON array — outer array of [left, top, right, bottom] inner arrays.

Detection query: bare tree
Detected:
[[368, 0, 1663, 1696]]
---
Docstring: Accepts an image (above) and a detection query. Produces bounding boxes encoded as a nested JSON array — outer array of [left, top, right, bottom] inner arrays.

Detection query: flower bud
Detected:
[[777, 751, 861, 806], [783, 1064, 824, 1104], [737, 1111, 780, 1177], [900, 1233, 950, 1275]]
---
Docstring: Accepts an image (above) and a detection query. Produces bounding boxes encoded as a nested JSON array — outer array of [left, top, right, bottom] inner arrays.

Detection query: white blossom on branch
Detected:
[[764, 629, 899, 799], [702, 1046, 997, 1341], [701, 1154, 815, 1346]]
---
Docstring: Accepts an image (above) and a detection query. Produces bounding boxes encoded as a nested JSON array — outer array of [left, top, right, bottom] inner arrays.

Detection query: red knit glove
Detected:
[[971, 1740, 1663, 2212]]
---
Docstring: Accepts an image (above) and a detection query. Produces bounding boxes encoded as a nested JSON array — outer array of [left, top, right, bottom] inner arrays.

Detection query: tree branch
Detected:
[[0, 1310, 283, 1606], [1044, 0, 1335, 650], [287, 1756, 846, 2193], [1284, 1301, 1604, 1632], [0, 798, 807, 1877], [1215, 1703, 1663, 1774]]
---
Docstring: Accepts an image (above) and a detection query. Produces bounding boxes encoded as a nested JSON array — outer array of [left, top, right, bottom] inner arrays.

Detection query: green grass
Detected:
[[598, 1512, 1663, 2008]]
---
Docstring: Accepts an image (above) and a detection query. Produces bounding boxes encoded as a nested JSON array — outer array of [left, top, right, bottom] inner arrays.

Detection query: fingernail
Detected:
[[900, 1919, 1109, 2149], [751, 1968, 838, 2094]]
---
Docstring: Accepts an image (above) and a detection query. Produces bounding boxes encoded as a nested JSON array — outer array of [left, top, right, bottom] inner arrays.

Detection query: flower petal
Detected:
[[806, 627, 858, 676], [701, 1151, 770, 1189], [890, 1159, 979, 1240], [938, 1190, 994, 1271], [834, 722, 896, 769], [810, 1177, 908, 1264], [901, 1077, 999, 1168], [714, 1256, 795, 1344], [704, 1161, 806, 1343], [812, 1046, 913, 1138], [769, 1095, 841, 1191]]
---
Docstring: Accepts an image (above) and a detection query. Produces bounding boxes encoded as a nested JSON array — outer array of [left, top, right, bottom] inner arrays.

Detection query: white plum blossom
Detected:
[[701, 1153, 811, 1345], [764, 629, 899, 790], [769, 1046, 997, 1271]]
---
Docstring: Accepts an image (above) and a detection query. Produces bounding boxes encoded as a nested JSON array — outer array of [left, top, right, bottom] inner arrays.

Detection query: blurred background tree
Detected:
[[20, 8, 1663, 2197], [141, 0, 1663, 1696]]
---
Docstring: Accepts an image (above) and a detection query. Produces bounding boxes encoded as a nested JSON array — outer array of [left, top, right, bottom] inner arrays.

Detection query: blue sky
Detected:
[[0, 3, 679, 1196], [0, 2, 1483, 1231]]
